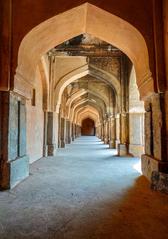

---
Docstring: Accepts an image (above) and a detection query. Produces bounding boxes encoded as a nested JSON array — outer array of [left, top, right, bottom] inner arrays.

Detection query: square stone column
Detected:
[[60, 117, 66, 148], [47, 112, 58, 155], [66, 119, 71, 144], [71, 123, 75, 141], [103, 121, 108, 144], [109, 117, 116, 149], [141, 94, 168, 193], [0, 92, 29, 189], [101, 123, 104, 141], [76, 125, 80, 137], [118, 113, 129, 156]]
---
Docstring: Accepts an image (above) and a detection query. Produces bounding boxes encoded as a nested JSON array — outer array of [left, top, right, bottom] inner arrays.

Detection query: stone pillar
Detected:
[[141, 94, 168, 184], [115, 114, 120, 147], [43, 111, 48, 157], [74, 124, 77, 138], [100, 125, 102, 139], [60, 117, 66, 148], [47, 112, 58, 155], [109, 117, 116, 149], [71, 123, 75, 141], [69, 121, 72, 141], [96, 125, 101, 138], [74, 124, 79, 138], [98, 125, 101, 138], [104, 121, 108, 144], [129, 112, 144, 157], [101, 123, 104, 141], [76, 125, 81, 137], [0, 92, 29, 189], [79, 126, 81, 136], [66, 119, 71, 144], [118, 112, 129, 156]]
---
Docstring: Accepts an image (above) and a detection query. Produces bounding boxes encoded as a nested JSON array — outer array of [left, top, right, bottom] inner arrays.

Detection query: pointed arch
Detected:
[[15, 3, 154, 100]]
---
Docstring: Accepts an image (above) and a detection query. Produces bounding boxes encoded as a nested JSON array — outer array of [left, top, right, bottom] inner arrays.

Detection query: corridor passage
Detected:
[[0, 137, 168, 239]]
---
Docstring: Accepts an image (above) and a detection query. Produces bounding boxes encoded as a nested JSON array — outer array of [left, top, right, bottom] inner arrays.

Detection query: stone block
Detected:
[[118, 144, 128, 156], [151, 171, 168, 194], [129, 144, 144, 157], [9, 95, 19, 160], [141, 155, 159, 181], [9, 155, 29, 189], [109, 140, 115, 149], [19, 101, 27, 156], [141, 154, 168, 181], [48, 144, 57, 156]]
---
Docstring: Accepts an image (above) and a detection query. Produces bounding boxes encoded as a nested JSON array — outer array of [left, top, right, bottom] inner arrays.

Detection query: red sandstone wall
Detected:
[[0, 0, 159, 91], [163, 0, 168, 84], [163, 0, 168, 158], [26, 69, 44, 163]]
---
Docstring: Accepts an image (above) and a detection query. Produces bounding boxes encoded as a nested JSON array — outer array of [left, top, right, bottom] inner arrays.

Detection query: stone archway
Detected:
[[81, 118, 96, 136], [14, 3, 153, 101], [3, 2, 165, 191]]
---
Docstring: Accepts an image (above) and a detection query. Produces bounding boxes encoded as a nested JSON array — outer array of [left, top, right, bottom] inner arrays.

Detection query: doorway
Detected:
[[81, 118, 95, 136]]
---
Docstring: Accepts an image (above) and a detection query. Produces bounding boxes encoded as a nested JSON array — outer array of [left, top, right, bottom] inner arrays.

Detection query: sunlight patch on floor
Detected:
[[133, 160, 142, 174]]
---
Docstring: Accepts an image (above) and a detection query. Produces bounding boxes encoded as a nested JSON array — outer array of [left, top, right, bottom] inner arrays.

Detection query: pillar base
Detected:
[[67, 137, 71, 144], [72, 136, 75, 141], [0, 155, 29, 190], [48, 144, 57, 156], [141, 154, 168, 180], [43, 145, 48, 157], [109, 140, 116, 149], [104, 138, 108, 144], [60, 140, 65, 148], [115, 140, 120, 149], [141, 154, 168, 194], [118, 144, 128, 156], [151, 171, 168, 194]]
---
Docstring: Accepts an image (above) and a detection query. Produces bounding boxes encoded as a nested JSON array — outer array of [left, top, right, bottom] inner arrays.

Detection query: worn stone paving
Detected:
[[0, 137, 168, 239]]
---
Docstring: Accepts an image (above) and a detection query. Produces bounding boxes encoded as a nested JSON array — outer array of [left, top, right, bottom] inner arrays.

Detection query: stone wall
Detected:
[[129, 67, 144, 157], [26, 69, 44, 163]]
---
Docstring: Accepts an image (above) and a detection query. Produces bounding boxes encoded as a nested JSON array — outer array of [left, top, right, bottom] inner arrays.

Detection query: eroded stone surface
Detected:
[[151, 171, 168, 194], [141, 154, 159, 181]]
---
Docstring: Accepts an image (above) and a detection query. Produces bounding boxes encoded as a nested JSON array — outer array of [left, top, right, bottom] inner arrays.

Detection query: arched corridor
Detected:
[[0, 136, 168, 239], [1, 1, 168, 238], [1, 3, 161, 191]]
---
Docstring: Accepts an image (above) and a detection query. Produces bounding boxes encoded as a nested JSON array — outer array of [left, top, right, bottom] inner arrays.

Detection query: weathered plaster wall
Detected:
[[129, 67, 144, 157], [26, 69, 44, 163]]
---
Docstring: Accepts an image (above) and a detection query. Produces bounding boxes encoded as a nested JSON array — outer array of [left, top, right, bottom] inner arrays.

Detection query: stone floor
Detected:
[[0, 136, 168, 239]]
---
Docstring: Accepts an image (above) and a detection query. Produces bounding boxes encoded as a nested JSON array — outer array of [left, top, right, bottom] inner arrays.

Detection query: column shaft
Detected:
[[0, 92, 29, 189]]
